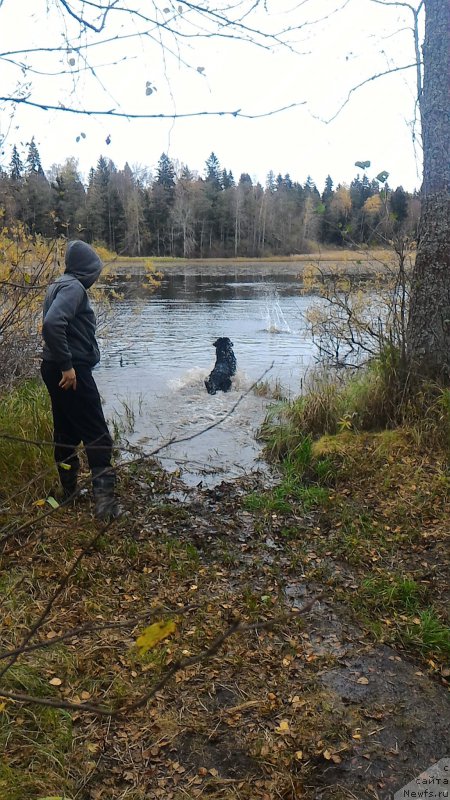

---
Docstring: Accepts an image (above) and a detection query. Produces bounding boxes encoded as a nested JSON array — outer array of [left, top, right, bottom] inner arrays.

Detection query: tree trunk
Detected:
[[406, 0, 450, 381]]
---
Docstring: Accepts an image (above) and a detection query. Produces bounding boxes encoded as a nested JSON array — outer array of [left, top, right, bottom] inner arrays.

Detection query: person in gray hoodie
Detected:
[[41, 240, 120, 521]]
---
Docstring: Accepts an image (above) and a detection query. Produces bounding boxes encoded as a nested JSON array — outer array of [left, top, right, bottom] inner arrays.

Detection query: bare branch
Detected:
[[0, 688, 113, 715], [58, 0, 119, 33], [0, 522, 113, 681], [0, 595, 322, 717], [322, 63, 418, 123], [0, 95, 305, 120], [0, 605, 197, 661], [369, 0, 424, 102], [370, 0, 417, 10]]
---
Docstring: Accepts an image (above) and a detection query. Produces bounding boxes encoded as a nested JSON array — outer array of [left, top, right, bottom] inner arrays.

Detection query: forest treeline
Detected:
[[0, 139, 420, 258]]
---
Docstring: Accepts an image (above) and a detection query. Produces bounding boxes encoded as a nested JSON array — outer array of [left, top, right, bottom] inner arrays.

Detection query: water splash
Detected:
[[263, 295, 297, 334], [168, 367, 208, 391]]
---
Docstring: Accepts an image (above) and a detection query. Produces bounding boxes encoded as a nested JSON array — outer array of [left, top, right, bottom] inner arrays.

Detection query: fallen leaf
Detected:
[[46, 496, 60, 509], [135, 620, 176, 655], [275, 719, 290, 734], [357, 676, 369, 685], [49, 677, 62, 687]]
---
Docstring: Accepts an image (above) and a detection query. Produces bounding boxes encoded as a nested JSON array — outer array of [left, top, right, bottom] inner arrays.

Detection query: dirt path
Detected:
[[1, 466, 448, 800], [82, 472, 449, 800]]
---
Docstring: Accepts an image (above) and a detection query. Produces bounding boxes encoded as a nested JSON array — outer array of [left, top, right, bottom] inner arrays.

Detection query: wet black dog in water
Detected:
[[205, 337, 237, 395]]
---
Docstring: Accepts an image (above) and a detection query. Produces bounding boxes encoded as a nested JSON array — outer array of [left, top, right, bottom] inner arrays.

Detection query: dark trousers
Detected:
[[40, 361, 113, 475]]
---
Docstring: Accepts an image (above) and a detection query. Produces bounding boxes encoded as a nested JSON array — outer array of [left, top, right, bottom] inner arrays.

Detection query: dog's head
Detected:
[[213, 337, 234, 352]]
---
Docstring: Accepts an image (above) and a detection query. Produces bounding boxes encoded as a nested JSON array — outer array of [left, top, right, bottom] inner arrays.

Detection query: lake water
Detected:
[[94, 272, 318, 485]]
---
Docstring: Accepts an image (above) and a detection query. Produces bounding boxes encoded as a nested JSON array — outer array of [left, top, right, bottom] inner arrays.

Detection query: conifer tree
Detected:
[[205, 152, 222, 190], [10, 145, 23, 181], [26, 137, 45, 176]]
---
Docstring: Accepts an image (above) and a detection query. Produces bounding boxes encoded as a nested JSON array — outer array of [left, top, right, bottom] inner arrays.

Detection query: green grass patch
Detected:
[[0, 679, 72, 800], [359, 576, 425, 614], [349, 575, 450, 660], [243, 448, 330, 516], [403, 610, 450, 656], [0, 379, 54, 504]]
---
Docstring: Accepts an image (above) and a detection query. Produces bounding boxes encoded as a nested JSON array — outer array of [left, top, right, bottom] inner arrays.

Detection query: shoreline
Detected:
[[108, 250, 404, 278]]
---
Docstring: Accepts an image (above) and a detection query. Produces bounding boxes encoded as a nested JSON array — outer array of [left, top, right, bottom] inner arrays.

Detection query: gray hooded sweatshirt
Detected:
[[42, 241, 103, 371]]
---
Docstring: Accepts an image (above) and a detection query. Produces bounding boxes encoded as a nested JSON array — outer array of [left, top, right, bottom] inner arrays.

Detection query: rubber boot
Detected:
[[92, 469, 121, 522], [56, 457, 80, 503]]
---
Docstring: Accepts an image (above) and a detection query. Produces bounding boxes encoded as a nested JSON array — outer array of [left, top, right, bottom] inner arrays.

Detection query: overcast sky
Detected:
[[0, 0, 424, 191]]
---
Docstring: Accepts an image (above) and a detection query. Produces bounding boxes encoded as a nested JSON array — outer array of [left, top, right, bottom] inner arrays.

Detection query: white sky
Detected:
[[0, 0, 423, 191]]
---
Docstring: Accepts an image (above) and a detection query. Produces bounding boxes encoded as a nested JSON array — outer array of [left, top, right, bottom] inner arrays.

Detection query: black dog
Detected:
[[205, 337, 237, 395]]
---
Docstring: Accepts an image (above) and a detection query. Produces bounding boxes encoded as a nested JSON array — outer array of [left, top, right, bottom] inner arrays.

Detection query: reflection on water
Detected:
[[94, 272, 316, 485]]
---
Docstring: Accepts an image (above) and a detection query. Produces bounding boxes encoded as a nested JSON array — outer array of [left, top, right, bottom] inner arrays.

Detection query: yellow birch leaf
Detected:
[[275, 719, 290, 734], [135, 620, 176, 655], [33, 499, 46, 507]]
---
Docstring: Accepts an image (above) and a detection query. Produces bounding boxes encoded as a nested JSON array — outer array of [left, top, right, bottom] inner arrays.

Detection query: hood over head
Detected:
[[64, 240, 102, 288]]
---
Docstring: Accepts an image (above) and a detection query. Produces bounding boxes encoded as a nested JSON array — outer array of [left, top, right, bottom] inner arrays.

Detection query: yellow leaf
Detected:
[[0, 702, 6, 712], [33, 499, 46, 507], [49, 677, 62, 686], [357, 676, 369, 685], [295, 750, 303, 761], [275, 719, 290, 734], [323, 749, 332, 760], [135, 620, 176, 655]]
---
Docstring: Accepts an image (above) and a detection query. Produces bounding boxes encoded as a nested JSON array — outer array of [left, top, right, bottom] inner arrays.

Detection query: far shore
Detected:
[[106, 249, 410, 278]]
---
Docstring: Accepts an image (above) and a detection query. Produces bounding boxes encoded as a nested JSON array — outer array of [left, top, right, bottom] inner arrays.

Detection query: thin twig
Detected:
[[0, 521, 113, 681], [0, 595, 322, 717], [0, 364, 274, 547], [0, 605, 197, 661], [0, 96, 306, 120]]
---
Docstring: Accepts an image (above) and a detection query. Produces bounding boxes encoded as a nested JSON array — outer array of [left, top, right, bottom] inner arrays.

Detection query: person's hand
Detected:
[[59, 368, 77, 390]]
